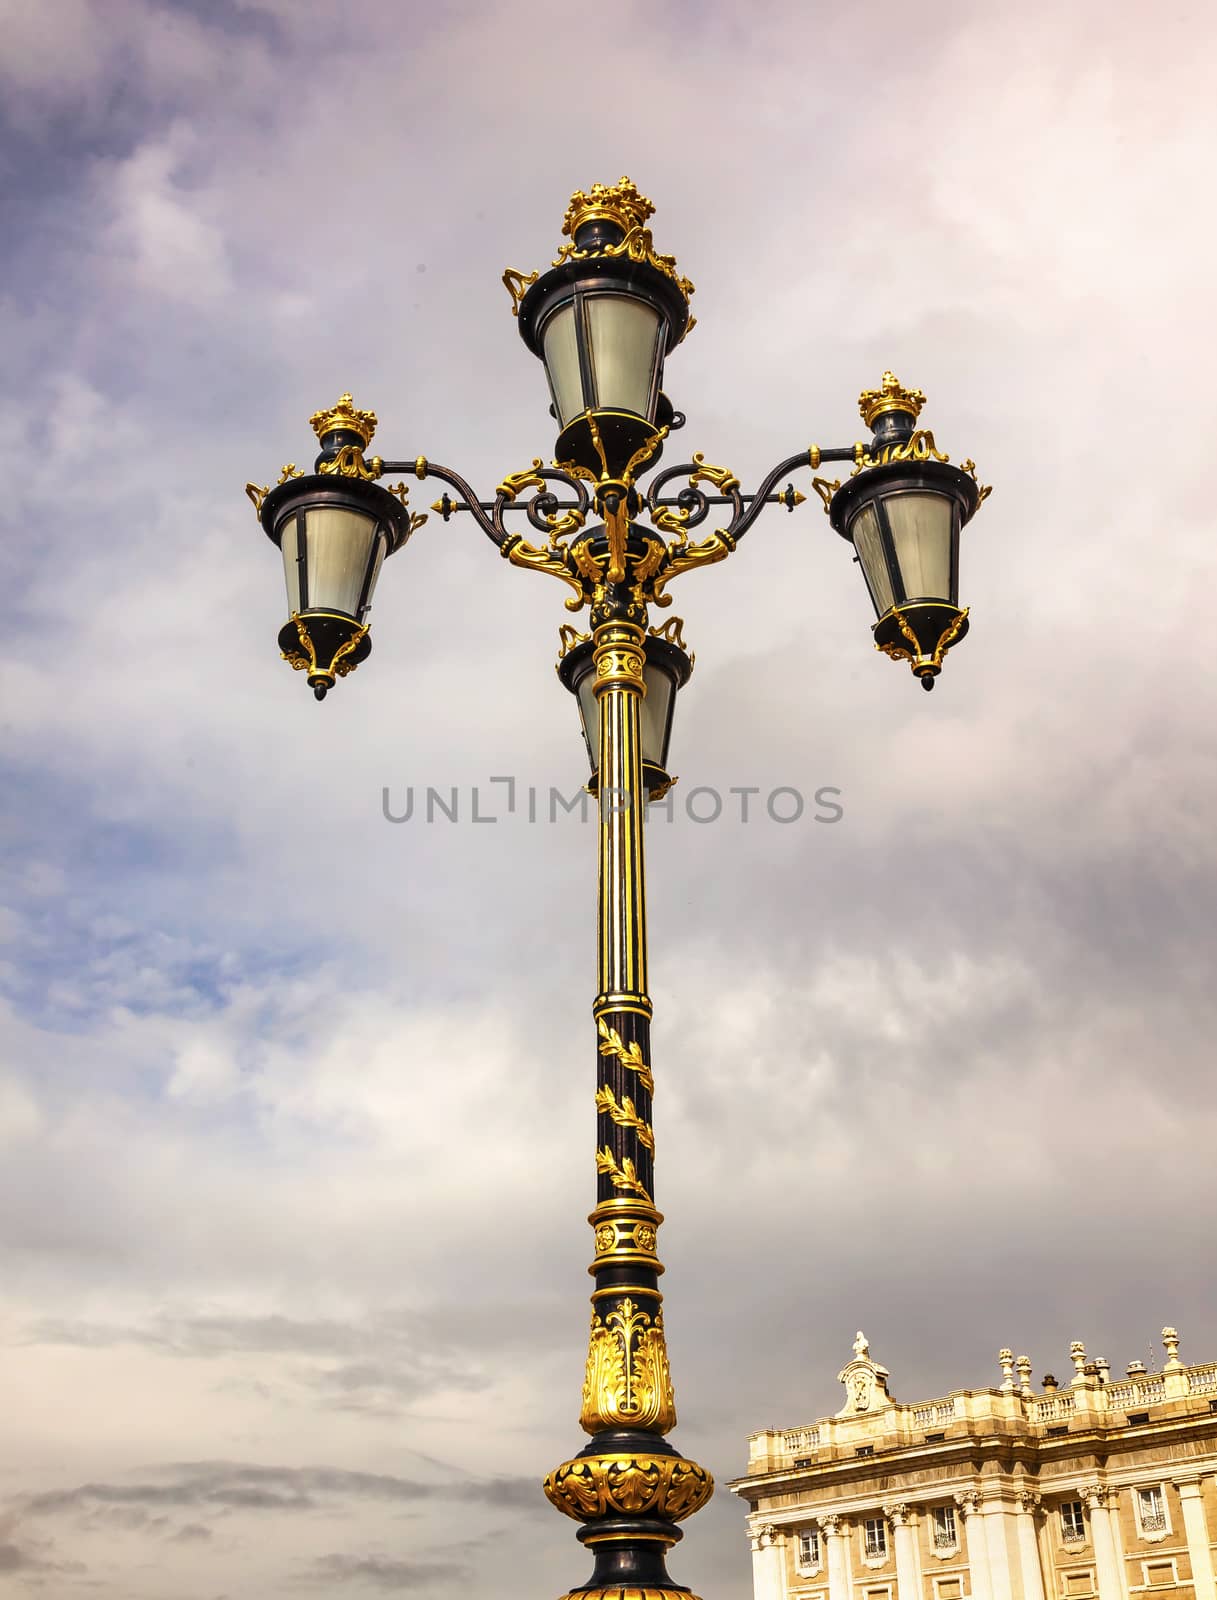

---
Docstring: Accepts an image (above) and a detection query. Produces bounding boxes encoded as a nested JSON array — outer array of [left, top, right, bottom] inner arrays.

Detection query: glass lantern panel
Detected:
[[640, 661, 676, 770], [884, 492, 954, 603], [542, 303, 585, 426], [576, 669, 600, 773], [279, 513, 304, 614], [850, 503, 894, 616], [585, 294, 662, 418], [360, 532, 388, 619], [301, 505, 381, 618]]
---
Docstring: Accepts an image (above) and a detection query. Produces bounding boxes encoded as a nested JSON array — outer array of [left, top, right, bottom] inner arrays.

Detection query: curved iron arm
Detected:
[[639, 444, 858, 605], [379, 458, 593, 551], [721, 445, 859, 545], [380, 458, 507, 548]]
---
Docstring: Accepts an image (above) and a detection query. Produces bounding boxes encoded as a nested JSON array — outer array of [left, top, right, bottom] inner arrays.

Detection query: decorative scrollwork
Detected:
[[621, 427, 669, 485], [633, 537, 666, 591], [502, 266, 539, 314], [318, 444, 384, 480], [494, 460, 592, 571], [649, 616, 688, 651], [383, 483, 429, 538], [276, 463, 303, 485], [579, 1296, 675, 1433], [652, 528, 736, 607], [545, 1452, 713, 1523], [851, 429, 949, 475], [503, 537, 588, 609], [597, 1018, 654, 1095], [960, 459, 993, 503], [557, 624, 590, 660], [281, 614, 369, 679], [498, 459, 547, 500], [552, 225, 695, 305], [245, 482, 269, 518], [876, 607, 970, 671], [688, 452, 740, 496], [595, 1086, 655, 1151], [811, 476, 841, 514]]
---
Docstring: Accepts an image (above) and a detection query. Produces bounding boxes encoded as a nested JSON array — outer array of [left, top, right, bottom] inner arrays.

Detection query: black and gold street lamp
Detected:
[[246, 176, 991, 1600]]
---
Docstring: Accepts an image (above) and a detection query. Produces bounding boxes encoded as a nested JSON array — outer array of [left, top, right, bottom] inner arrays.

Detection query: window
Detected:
[[933, 1506, 958, 1551], [1060, 1502, 1086, 1544], [798, 1530, 821, 1570], [857, 1445, 875, 1458], [1144, 1562, 1177, 1587], [935, 1582, 962, 1600], [864, 1519, 888, 1559], [1137, 1487, 1167, 1535]]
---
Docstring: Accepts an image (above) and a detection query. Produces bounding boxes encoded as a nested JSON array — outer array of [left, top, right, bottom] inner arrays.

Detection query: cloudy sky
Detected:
[[1, 0, 1215, 1595]]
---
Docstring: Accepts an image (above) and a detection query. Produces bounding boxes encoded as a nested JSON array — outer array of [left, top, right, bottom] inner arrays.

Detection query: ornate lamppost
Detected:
[[246, 176, 991, 1600]]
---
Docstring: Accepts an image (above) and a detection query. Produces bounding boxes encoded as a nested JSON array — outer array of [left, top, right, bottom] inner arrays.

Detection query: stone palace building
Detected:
[[730, 1330, 1217, 1600]]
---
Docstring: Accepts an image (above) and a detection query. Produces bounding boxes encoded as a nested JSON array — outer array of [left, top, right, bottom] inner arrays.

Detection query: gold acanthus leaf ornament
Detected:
[[497, 458, 547, 500], [595, 1148, 651, 1200], [597, 1019, 654, 1095], [595, 1086, 655, 1151], [545, 1452, 713, 1523], [579, 1297, 676, 1434], [503, 537, 588, 611], [651, 528, 736, 607]]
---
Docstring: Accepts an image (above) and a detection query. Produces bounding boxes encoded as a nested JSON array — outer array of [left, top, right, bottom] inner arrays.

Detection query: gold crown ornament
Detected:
[[562, 176, 656, 240], [858, 372, 926, 429], [309, 393, 378, 448]]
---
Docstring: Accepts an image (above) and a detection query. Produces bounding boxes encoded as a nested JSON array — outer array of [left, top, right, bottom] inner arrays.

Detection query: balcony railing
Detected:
[[1106, 1377, 1166, 1408], [1035, 1393, 1076, 1421], [913, 1401, 958, 1427]]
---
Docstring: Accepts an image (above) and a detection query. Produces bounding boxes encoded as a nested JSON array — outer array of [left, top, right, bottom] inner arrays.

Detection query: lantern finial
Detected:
[[562, 176, 655, 241], [309, 393, 378, 448], [858, 372, 926, 429]]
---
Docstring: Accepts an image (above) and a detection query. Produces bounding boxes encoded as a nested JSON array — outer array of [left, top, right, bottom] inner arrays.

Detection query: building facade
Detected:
[[730, 1330, 1217, 1600]]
